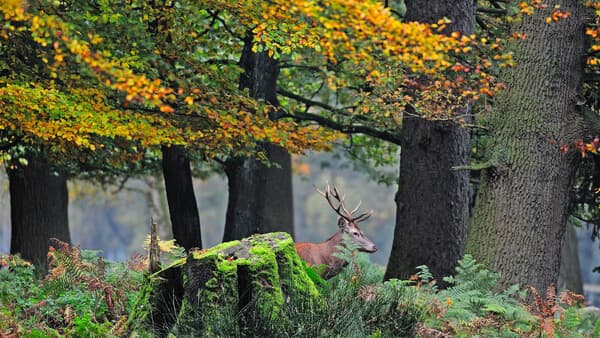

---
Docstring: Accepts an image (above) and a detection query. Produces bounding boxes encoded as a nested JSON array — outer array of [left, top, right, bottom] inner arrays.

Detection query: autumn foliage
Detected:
[[0, 0, 333, 170], [2, 0, 597, 173], [0, 0, 522, 169]]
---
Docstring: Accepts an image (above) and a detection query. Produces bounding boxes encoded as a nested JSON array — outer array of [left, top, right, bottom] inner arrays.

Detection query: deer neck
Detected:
[[321, 230, 348, 278], [325, 230, 345, 247]]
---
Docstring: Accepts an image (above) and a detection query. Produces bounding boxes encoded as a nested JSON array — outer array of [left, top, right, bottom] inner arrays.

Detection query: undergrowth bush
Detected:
[[414, 254, 600, 337], [1, 239, 600, 337], [0, 242, 145, 337]]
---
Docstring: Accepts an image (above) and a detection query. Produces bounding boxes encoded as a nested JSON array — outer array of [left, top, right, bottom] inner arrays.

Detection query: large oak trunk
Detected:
[[8, 153, 70, 275], [223, 35, 294, 241], [466, 1, 586, 292], [385, 0, 474, 282], [162, 145, 202, 250]]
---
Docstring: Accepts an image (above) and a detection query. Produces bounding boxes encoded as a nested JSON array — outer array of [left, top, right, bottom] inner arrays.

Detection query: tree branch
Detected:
[[476, 15, 488, 31], [277, 88, 344, 113], [198, 10, 220, 37], [281, 110, 402, 144], [207, 10, 243, 41], [452, 160, 497, 171], [476, 8, 507, 15], [279, 63, 324, 72]]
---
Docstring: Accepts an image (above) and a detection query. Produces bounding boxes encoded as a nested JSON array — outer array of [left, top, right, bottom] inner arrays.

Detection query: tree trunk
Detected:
[[385, 1, 474, 282], [223, 34, 294, 241], [466, 1, 586, 292], [8, 153, 70, 275], [224, 144, 294, 241], [162, 145, 202, 250], [558, 222, 583, 294]]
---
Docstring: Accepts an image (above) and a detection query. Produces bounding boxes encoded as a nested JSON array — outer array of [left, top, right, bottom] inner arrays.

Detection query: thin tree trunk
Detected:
[[8, 153, 70, 275], [223, 34, 294, 241], [558, 222, 583, 294], [385, 1, 474, 283], [162, 145, 202, 250], [466, 1, 585, 292], [144, 173, 172, 240]]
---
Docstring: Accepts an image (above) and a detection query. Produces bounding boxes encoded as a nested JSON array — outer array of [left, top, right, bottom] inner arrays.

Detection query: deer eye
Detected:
[[352, 231, 359, 236]]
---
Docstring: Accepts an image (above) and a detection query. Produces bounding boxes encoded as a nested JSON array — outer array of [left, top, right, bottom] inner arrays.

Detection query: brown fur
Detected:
[[295, 231, 349, 279]]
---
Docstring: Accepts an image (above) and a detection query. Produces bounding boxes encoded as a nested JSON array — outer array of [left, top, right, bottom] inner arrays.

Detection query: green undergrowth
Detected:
[[0, 246, 146, 337], [1, 240, 600, 337]]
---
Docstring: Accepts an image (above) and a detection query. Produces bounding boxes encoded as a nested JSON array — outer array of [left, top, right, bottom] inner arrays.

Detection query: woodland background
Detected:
[[4, 0, 600, 335]]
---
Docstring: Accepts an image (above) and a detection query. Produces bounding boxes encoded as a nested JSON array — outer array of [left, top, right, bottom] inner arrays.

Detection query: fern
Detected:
[[331, 234, 361, 262], [423, 255, 536, 336], [562, 307, 582, 331], [415, 265, 434, 283], [45, 240, 93, 291], [44, 240, 125, 319]]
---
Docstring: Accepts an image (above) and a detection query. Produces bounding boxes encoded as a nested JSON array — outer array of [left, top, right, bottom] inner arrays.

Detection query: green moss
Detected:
[[172, 232, 322, 336], [216, 257, 240, 273], [192, 240, 241, 260], [125, 276, 156, 334], [249, 244, 273, 256]]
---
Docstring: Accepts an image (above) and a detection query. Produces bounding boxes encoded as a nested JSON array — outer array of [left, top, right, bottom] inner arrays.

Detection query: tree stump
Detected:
[[172, 232, 321, 336]]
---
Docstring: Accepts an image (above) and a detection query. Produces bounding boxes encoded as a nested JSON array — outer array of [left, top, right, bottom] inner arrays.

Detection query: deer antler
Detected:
[[351, 211, 372, 223], [315, 184, 372, 223]]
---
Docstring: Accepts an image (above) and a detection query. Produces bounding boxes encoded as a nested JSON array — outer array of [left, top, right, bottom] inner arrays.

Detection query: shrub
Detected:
[[0, 242, 146, 337]]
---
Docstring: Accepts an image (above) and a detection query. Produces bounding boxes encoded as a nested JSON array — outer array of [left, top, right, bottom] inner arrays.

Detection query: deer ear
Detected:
[[337, 217, 347, 228]]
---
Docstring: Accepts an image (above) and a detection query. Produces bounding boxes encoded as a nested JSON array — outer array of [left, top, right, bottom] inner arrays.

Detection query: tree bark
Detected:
[[162, 145, 202, 250], [385, 0, 474, 283], [223, 34, 294, 241], [466, 1, 586, 292], [224, 144, 294, 241], [8, 153, 70, 275]]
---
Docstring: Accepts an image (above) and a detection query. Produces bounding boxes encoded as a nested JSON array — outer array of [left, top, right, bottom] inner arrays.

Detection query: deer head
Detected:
[[317, 184, 377, 253]]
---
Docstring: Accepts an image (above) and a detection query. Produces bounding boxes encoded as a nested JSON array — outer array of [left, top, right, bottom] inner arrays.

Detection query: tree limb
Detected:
[[281, 109, 402, 144], [476, 8, 506, 15], [277, 88, 347, 113]]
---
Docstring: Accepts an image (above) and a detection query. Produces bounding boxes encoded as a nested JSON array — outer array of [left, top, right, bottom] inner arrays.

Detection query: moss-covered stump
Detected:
[[125, 266, 184, 337], [172, 232, 322, 336]]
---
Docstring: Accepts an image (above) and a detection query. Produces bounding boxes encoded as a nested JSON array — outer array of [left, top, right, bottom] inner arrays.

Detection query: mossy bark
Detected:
[[385, 0, 474, 284], [172, 232, 321, 336], [466, 1, 586, 292], [125, 267, 184, 337]]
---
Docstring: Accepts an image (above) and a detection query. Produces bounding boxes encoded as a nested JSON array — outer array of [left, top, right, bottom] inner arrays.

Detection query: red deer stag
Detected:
[[295, 185, 377, 279]]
